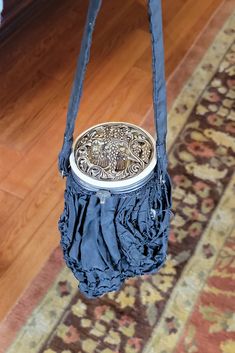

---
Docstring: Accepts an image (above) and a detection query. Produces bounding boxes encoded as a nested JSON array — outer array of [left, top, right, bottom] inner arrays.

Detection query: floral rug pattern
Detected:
[[3, 9, 235, 353]]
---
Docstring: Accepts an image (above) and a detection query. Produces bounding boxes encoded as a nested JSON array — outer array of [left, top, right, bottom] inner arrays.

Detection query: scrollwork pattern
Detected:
[[74, 124, 153, 181]]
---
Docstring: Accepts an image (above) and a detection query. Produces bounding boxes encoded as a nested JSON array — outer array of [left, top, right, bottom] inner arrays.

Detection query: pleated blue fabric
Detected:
[[57, 0, 173, 298], [59, 164, 172, 298]]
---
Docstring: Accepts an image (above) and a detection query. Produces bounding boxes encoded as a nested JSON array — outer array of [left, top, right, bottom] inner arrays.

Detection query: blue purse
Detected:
[[58, 0, 172, 299]]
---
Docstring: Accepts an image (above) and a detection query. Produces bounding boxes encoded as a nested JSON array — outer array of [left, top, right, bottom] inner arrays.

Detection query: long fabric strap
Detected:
[[58, 0, 168, 178]]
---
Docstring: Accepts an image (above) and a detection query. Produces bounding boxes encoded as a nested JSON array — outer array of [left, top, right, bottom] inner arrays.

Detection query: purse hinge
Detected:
[[95, 190, 111, 204]]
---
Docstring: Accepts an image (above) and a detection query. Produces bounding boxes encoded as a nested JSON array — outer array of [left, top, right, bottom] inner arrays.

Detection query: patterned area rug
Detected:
[[1, 6, 235, 353]]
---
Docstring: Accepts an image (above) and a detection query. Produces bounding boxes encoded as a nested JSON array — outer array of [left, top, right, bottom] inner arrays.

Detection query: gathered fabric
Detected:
[[58, 164, 172, 298]]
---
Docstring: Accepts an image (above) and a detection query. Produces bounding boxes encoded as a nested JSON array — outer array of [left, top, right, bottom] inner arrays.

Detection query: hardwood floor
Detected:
[[0, 0, 224, 320]]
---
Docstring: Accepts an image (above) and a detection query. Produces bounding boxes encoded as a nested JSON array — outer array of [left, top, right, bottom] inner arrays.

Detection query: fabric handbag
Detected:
[[57, 0, 172, 299]]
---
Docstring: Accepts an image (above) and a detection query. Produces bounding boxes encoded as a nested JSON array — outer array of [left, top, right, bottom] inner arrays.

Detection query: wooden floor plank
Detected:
[[0, 144, 24, 180], [164, 0, 224, 74], [0, 165, 63, 276], [0, 72, 59, 148], [90, 67, 151, 121], [0, 190, 22, 226], [0, 0, 84, 104], [0, 200, 61, 317]]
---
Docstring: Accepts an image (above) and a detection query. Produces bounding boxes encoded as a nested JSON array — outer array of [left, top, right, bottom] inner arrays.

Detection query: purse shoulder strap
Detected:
[[58, 0, 168, 178]]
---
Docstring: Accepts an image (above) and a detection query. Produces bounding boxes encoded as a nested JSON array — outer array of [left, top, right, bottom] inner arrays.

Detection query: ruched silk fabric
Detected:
[[59, 165, 172, 298], [57, 0, 173, 298]]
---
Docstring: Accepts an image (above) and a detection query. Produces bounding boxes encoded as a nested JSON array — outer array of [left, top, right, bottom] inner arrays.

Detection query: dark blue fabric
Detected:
[[59, 164, 172, 298], [57, 0, 173, 298], [58, 0, 102, 177]]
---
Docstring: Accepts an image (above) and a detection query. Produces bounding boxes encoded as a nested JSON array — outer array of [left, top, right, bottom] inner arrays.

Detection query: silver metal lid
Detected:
[[69, 122, 157, 190]]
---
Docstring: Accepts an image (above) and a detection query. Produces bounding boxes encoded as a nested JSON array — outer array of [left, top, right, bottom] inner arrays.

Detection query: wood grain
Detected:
[[0, 0, 224, 320]]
